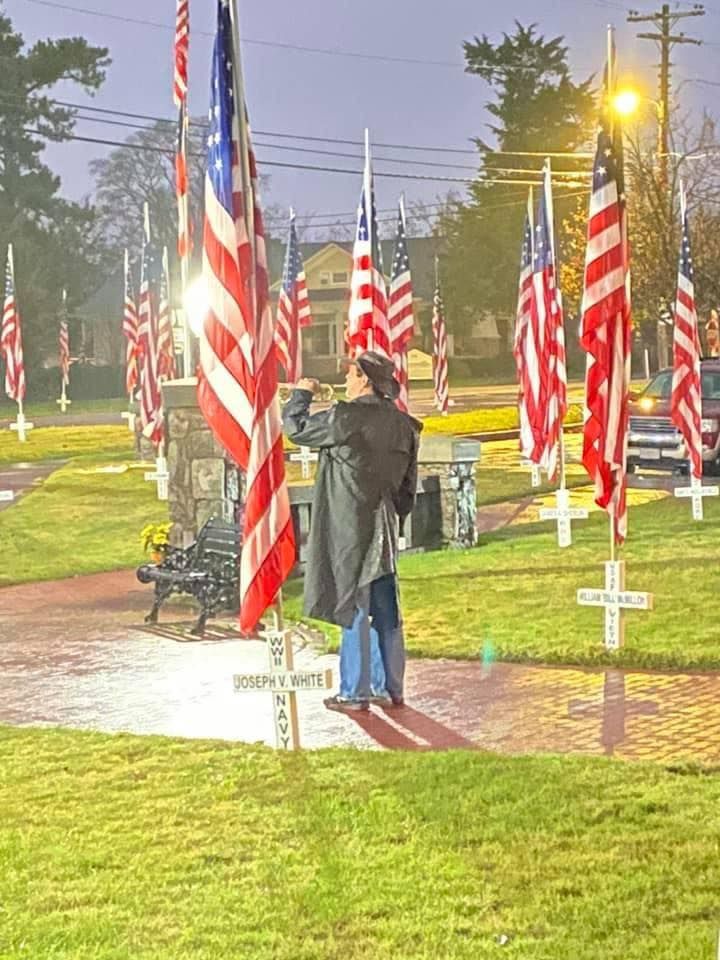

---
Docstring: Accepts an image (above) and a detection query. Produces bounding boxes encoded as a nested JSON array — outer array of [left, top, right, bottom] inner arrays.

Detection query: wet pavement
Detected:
[[1, 569, 719, 762]]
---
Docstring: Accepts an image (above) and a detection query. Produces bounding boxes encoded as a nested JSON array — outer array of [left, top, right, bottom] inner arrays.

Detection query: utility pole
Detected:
[[627, 4, 705, 189]]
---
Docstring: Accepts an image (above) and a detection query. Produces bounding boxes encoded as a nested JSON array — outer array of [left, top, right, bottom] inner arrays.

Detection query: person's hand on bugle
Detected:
[[296, 377, 321, 395]]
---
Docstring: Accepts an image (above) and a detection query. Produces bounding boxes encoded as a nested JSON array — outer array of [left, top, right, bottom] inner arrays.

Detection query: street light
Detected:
[[183, 277, 208, 338], [612, 89, 641, 118]]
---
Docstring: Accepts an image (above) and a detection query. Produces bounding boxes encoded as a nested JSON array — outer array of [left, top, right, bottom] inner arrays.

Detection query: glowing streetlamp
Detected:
[[612, 89, 641, 118], [183, 277, 209, 338]]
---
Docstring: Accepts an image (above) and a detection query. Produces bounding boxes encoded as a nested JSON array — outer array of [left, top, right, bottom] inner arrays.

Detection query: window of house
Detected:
[[319, 271, 331, 286], [303, 316, 336, 356], [332, 271, 348, 284]]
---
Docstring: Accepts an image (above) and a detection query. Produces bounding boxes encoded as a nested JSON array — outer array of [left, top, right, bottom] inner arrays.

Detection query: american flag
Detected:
[[513, 191, 535, 460], [157, 248, 177, 381], [535, 163, 567, 480], [432, 263, 449, 414], [173, 0, 189, 108], [580, 32, 631, 544], [198, 0, 295, 634], [671, 183, 702, 479], [347, 136, 391, 357], [1, 245, 25, 403], [388, 199, 414, 412], [275, 211, 312, 384], [59, 288, 70, 388], [138, 211, 164, 446], [123, 249, 139, 396]]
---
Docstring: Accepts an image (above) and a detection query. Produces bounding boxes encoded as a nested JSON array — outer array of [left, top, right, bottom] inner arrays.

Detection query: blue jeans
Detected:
[[339, 574, 405, 701]]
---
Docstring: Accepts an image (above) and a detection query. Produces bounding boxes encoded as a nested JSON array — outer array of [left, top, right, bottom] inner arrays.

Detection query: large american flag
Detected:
[[173, 0, 189, 108], [137, 214, 165, 446], [671, 183, 702, 479], [388, 200, 414, 412], [580, 35, 631, 544], [1, 245, 25, 403], [535, 163, 567, 480], [347, 138, 391, 357], [123, 249, 139, 396], [275, 211, 312, 384], [157, 248, 177, 381], [198, 0, 295, 634], [59, 288, 70, 388], [432, 264, 449, 414], [513, 192, 535, 460]]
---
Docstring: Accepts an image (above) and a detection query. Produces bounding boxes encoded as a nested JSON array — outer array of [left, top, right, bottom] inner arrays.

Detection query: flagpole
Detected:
[[7, 244, 26, 441], [544, 157, 567, 492], [364, 127, 374, 353], [124, 248, 134, 409], [59, 287, 69, 412]]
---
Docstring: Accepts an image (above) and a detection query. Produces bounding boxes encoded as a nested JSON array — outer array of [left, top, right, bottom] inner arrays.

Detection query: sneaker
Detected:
[[324, 695, 369, 713], [388, 695, 405, 707], [370, 691, 392, 705]]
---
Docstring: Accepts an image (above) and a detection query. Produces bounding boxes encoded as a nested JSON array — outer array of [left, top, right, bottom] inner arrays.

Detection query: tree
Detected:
[[91, 121, 291, 274], [0, 4, 109, 372], [437, 23, 595, 350]]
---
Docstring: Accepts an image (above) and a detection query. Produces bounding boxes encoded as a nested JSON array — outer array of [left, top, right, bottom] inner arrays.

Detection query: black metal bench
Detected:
[[136, 517, 240, 636]]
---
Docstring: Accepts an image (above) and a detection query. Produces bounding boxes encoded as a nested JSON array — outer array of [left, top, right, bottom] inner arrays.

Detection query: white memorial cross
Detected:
[[121, 411, 136, 432], [9, 410, 34, 443], [56, 392, 71, 413], [674, 474, 719, 521], [144, 455, 169, 501], [289, 445, 318, 480], [521, 458, 541, 488], [577, 560, 654, 650], [233, 630, 332, 750], [540, 487, 589, 548]]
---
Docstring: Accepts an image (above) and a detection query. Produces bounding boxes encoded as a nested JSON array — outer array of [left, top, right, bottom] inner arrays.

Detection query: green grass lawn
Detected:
[[0, 397, 129, 419], [420, 403, 582, 437], [1, 725, 718, 960], [0, 457, 166, 586], [0, 425, 135, 465], [285, 492, 720, 671]]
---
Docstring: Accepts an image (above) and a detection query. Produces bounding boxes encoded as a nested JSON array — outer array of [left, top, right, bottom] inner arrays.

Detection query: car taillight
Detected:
[[701, 418, 719, 446]]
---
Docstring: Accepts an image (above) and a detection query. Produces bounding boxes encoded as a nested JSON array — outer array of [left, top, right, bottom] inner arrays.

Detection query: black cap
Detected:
[[349, 351, 401, 400]]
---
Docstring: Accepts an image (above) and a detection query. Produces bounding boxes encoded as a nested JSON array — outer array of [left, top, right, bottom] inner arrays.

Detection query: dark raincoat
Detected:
[[282, 389, 421, 628]]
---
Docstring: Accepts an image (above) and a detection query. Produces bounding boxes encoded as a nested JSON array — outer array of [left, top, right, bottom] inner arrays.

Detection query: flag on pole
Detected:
[[137, 210, 165, 446], [59, 289, 70, 388], [176, 102, 191, 267], [388, 199, 414, 412], [123, 249, 139, 396], [347, 132, 390, 357], [514, 191, 535, 460], [432, 262, 449, 414], [199, 0, 295, 634], [157, 248, 177, 380], [580, 31, 631, 544], [275, 210, 312, 384], [1, 245, 25, 403], [173, 0, 189, 108], [671, 182, 702, 479], [535, 162, 567, 479]]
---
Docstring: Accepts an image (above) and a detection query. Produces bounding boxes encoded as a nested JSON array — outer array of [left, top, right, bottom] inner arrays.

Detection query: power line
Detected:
[[24, 127, 592, 188]]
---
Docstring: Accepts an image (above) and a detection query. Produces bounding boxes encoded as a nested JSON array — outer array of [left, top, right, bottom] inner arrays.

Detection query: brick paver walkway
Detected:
[[1, 570, 718, 762]]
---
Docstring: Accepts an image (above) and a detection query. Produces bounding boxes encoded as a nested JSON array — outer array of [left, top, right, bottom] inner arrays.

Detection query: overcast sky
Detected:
[[6, 0, 720, 229]]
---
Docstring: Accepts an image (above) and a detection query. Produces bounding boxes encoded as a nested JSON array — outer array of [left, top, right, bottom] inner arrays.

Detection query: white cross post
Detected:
[[289, 445, 318, 480], [540, 488, 589, 548], [121, 411, 136, 432], [144, 455, 169, 501], [233, 630, 333, 750], [0, 490, 14, 503], [9, 402, 33, 443], [577, 561, 654, 650], [674, 474, 719, 521], [56, 385, 71, 413], [521, 458, 541, 488]]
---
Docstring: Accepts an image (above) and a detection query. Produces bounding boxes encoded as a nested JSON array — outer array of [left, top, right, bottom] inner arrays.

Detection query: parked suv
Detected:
[[627, 359, 720, 475]]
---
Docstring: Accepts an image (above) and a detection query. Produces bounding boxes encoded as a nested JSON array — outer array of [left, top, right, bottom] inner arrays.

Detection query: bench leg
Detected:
[[145, 582, 172, 624], [190, 610, 208, 637]]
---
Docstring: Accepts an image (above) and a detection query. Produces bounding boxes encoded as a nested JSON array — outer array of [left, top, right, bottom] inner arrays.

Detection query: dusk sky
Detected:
[[6, 0, 720, 230]]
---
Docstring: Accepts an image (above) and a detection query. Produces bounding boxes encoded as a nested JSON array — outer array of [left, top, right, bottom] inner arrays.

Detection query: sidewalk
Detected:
[[1, 569, 718, 762]]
